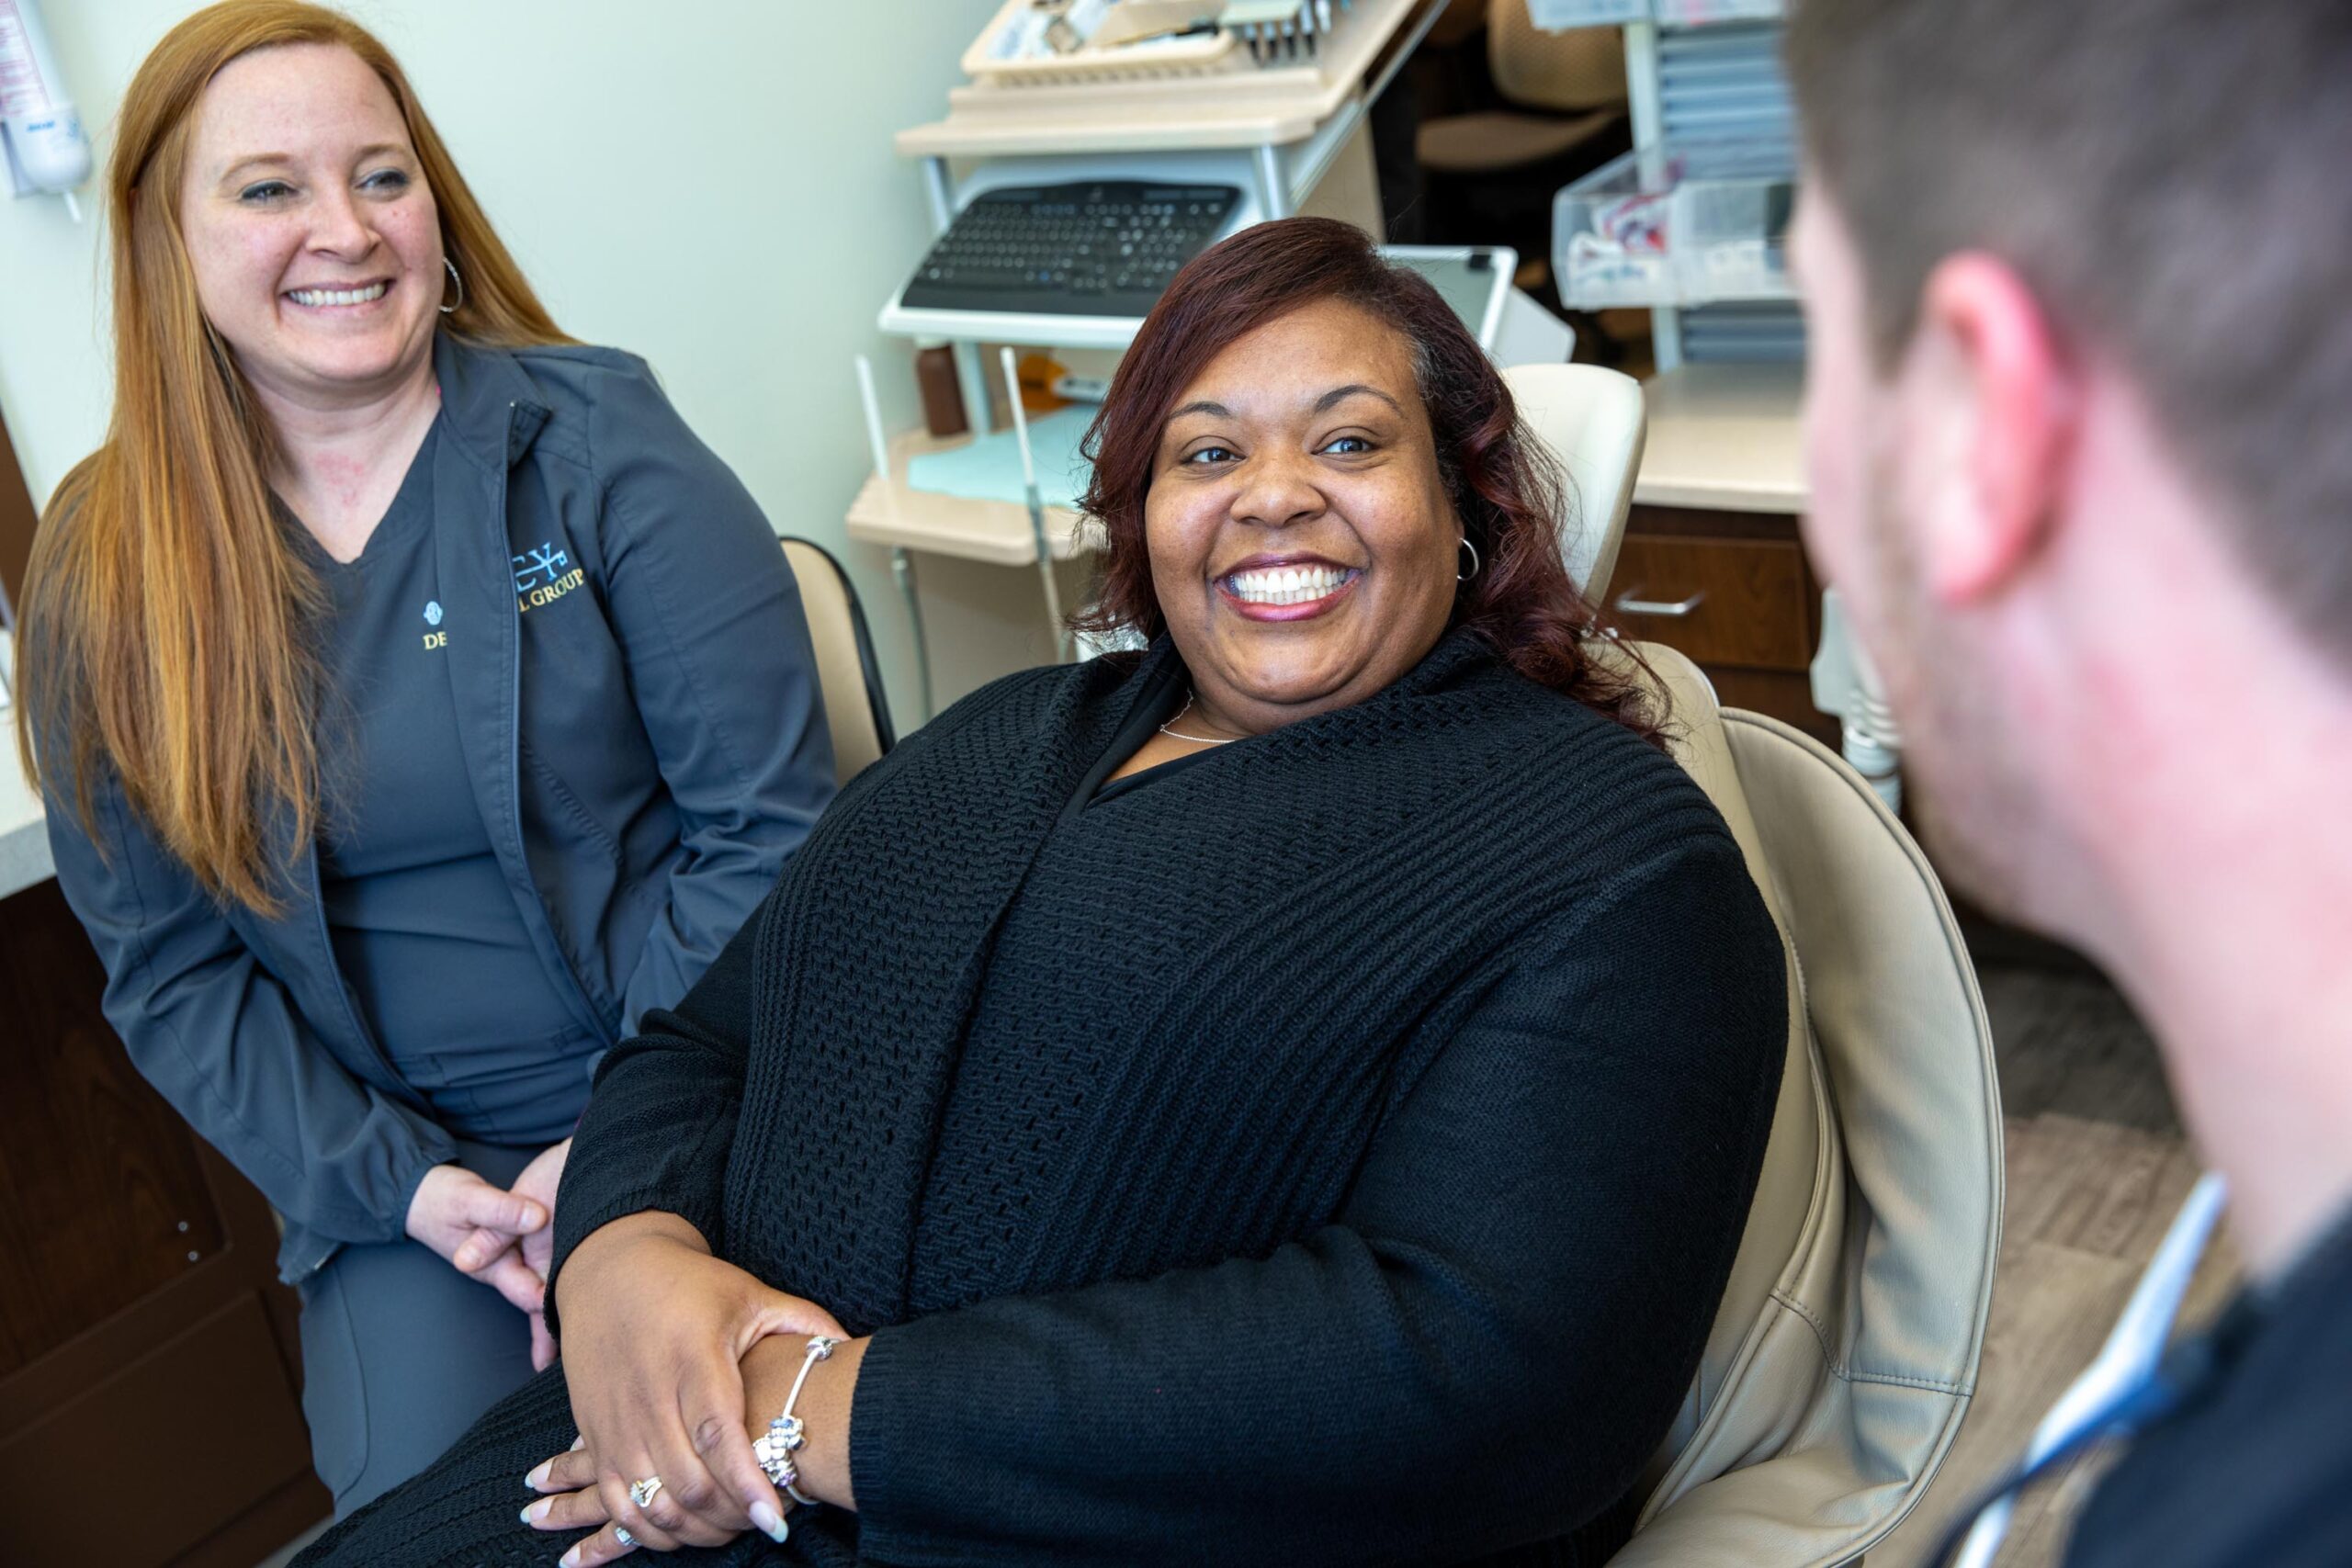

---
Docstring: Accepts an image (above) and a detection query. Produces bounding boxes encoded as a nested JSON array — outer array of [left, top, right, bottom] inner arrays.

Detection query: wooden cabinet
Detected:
[[0, 878, 328, 1567], [1610, 503, 1838, 749], [1, 406, 36, 612]]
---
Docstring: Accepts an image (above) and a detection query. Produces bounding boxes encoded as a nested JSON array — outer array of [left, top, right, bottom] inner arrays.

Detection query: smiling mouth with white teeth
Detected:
[[285, 281, 390, 308], [1222, 563, 1362, 605]]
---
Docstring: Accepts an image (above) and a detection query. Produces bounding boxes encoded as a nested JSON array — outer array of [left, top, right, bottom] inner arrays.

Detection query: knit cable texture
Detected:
[[298, 629, 1763, 1568]]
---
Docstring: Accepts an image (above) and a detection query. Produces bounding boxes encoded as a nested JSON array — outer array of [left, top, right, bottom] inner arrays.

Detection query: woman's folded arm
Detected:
[[547, 901, 768, 1331], [850, 839, 1789, 1566]]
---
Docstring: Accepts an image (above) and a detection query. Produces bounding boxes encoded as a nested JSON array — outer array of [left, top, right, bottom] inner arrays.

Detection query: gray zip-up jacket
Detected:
[[43, 333, 836, 1281]]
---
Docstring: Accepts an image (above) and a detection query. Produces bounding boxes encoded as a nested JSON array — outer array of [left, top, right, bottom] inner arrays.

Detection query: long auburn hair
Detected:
[[14, 1, 571, 913], [1074, 217, 1663, 745]]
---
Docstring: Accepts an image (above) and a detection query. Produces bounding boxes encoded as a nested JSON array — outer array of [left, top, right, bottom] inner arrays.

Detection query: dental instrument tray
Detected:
[[962, 0, 1378, 89]]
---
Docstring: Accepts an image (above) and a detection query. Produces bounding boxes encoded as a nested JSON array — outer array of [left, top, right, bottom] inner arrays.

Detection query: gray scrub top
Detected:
[[305, 421, 599, 1146]]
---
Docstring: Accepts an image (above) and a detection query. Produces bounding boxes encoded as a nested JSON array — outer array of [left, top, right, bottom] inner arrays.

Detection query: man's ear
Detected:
[[1906, 252, 2078, 604]]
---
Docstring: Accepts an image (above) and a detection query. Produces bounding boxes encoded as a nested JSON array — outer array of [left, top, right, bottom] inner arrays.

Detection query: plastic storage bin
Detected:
[[1552, 141, 1795, 309]]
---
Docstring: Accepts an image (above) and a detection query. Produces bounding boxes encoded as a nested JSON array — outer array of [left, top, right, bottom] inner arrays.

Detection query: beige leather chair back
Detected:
[[1603, 644, 2002, 1567], [1490, 4, 1628, 112], [780, 537, 894, 787], [1502, 362, 1645, 599]]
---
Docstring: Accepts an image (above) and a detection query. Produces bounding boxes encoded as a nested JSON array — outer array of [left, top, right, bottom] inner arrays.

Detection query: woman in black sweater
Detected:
[[300, 218, 1787, 1568]]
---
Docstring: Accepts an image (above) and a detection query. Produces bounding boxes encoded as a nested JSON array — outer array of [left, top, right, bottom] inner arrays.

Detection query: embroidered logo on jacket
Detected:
[[513, 542, 584, 615]]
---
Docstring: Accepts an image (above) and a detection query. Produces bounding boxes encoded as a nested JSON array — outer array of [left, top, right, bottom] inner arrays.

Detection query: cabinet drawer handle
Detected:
[[1613, 588, 1706, 617]]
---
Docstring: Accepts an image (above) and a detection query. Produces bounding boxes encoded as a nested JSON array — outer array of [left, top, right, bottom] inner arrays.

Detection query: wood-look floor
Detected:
[[1868, 963, 2242, 1568]]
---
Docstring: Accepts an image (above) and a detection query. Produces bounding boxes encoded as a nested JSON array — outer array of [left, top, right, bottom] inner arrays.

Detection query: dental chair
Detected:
[[1504, 362, 2003, 1567]]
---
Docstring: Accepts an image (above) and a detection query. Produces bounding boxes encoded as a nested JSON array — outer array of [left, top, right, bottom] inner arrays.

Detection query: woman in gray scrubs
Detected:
[[15, 3, 835, 1517]]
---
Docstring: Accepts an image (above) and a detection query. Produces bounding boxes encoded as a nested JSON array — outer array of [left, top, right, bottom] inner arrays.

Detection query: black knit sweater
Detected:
[[299, 630, 1786, 1568]]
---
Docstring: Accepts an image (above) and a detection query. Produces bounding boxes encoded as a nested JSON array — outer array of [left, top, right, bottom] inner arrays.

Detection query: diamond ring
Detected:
[[628, 1475, 663, 1509]]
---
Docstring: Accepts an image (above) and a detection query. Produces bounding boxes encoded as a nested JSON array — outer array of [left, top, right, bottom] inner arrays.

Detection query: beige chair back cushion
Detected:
[[1501, 362, 1645, 600], [781, 538, 887, 788], [1606, 644, 2002, 1566], [1490, 5, 1629, 112]]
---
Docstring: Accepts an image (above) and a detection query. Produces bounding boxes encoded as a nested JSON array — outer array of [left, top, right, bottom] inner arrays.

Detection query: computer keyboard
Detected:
[[898, 181, 1243, 319]]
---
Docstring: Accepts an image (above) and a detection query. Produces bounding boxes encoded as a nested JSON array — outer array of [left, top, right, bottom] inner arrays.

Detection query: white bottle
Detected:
[[0, 0, 94, 217]]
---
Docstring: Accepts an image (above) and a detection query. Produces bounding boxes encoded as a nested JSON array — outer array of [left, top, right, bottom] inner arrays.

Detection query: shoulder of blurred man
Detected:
[[2064, 1205, 2352, 1568]]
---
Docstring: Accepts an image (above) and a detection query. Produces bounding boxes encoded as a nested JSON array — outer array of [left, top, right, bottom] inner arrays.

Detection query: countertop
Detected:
[[1631, 360, 1806, 516]]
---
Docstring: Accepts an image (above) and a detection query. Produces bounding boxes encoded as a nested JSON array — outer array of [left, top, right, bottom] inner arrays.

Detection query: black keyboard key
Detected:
[[899, 180, 1240, 316]]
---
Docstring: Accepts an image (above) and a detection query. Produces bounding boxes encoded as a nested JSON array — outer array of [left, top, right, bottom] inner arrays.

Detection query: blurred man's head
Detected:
[[1785, 0, 2352, 934]]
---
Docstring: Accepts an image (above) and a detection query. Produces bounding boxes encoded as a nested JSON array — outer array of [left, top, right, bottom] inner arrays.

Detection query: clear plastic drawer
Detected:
[[1553, 142, 1796, 309]]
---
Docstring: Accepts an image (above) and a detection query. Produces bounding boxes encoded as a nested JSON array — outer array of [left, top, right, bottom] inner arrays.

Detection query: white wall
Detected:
[[0, 0, 1008, 728]]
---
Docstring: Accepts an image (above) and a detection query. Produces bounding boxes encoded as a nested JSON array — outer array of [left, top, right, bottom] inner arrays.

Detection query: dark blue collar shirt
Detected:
[[2065, 1201, 2352, 1567]]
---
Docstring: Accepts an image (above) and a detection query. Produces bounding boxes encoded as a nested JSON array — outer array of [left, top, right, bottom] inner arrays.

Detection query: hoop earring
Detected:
[[1456, 536, 1481, 581], [439, 255, 464, 316]]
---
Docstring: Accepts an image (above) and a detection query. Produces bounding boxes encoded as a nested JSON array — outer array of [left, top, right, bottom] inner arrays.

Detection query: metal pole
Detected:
[[920, 155, 954, 231], [856, 354, 935, 721], [921, 156, 997, 435], [1623, 21, 1682, 370], [890, 548, 934, 721], [1253, 141, 1290, 220], [1000, 347, 1070, 661]]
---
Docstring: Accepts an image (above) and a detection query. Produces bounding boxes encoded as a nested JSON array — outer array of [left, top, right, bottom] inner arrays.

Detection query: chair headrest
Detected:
[[1502, 361, 1645, 601]]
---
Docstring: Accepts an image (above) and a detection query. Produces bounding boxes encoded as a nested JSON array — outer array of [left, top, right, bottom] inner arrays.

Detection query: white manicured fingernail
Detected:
[[559, 1549, 582, 1568], [571, 1432, 587, 1450], [525, 1461, 550, 1490], [521, 1498, 549, 1525], [751, 1500, 787, 1540]]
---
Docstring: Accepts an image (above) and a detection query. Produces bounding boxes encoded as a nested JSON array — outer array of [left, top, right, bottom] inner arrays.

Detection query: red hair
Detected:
[[1074, 217, 1664, 744]]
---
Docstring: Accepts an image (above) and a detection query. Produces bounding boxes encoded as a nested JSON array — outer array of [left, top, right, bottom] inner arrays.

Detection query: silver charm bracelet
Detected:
[[752, 1336, 842, 1513]]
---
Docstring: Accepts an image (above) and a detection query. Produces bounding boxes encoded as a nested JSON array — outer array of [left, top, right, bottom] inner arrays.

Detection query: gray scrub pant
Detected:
[[297, 1140, 548, 1518]]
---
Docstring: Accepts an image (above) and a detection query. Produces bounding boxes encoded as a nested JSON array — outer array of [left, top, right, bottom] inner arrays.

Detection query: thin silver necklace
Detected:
[[1159, 691, 1241, 746]]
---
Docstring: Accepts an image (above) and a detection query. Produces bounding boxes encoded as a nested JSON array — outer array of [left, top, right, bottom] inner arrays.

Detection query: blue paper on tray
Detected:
[[904, 407, 1096, 511]]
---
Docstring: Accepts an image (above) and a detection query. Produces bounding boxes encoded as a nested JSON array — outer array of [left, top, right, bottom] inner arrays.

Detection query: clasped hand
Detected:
[[404, 1138, 571, 1371], [521, 1212, 846, 1564]]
